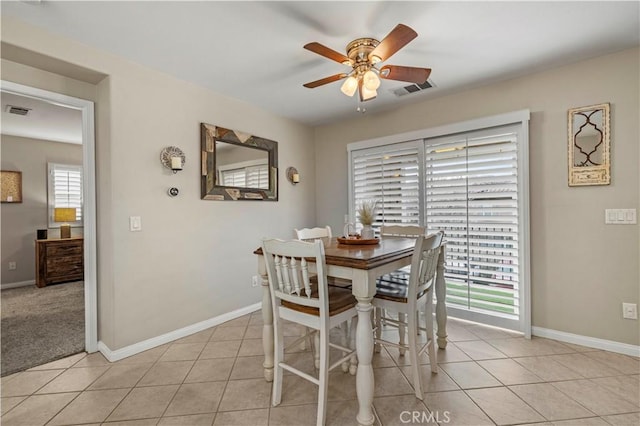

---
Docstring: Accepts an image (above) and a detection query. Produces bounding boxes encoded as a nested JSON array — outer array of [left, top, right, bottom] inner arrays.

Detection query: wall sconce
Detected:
[[160, 146, 186, 174], [286, 167, 300, 185]]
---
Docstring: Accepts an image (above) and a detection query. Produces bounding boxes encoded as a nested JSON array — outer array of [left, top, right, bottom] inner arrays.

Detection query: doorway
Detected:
[[0, 81, 97, 374]]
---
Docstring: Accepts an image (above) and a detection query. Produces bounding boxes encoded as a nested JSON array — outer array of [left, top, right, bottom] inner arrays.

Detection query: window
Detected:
[[218, 160, 269, 189], [348, 113, 529, 332], [425, 126, 521, 326], [48, 163, 83, 227], [351, 141, 421, 230]]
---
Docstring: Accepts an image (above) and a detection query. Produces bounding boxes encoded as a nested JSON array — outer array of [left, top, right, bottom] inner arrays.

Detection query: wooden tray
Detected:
[[337, 237, 380, 245]]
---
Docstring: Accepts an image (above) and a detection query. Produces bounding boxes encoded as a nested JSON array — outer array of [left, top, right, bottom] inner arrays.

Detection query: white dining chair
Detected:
[[376, 225, 425, 354], [294, 225, 353, 371], [372, 231, 444, 400], [262, 238, 358, 426], [294, 225, 332, 240]]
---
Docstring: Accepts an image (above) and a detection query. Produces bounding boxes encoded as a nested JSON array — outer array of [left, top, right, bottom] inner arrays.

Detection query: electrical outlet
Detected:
[[622, 303, 638, 320], [252, 275, 260, 287], [8, 261, 16, 270]]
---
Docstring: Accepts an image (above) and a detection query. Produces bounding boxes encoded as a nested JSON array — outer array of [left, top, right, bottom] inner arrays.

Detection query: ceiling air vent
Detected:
[[392, 79, 434, 97], [5, 105, 32, 116]]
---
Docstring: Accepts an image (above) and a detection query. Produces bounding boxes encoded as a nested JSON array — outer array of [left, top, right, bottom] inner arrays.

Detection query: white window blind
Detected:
[[352, 142, 421, 228], [246, 165, 269, 189], [425, 127, 520, 319], [220, 162, 268, 189], [221, 169, 247, 187], [48, 163, 83, 227]]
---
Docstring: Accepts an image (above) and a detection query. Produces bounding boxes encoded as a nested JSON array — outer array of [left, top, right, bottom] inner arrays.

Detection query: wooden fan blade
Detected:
[[303, 73, 348, 88], [379, 65, 431, 84], [369, 24, 418, 63], [304, 42, 351, 64]]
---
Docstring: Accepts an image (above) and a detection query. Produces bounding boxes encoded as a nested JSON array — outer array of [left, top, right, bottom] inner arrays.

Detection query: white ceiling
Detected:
[[2, 1, 639, 128], [1, 92, 82, 144]]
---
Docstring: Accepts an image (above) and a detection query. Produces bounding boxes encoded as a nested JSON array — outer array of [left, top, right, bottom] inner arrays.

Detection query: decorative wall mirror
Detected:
[[201, 123, 278, 201], [568, 103, 610, 186]]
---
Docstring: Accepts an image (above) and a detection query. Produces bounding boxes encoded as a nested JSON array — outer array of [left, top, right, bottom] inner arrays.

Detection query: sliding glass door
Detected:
[[349, 117, 529, 332], [424, 125, 522, 330]]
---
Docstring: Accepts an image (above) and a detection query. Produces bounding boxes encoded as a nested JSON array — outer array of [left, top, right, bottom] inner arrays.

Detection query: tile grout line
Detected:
[[8, 353, 109, 424], [97, 343, 171, 424], [154, 325, 228, 424], [3, 313, 638, 425]]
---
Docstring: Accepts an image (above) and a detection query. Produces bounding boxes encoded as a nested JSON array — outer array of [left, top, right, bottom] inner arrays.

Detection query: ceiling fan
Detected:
[[303, 24, 431, 102]]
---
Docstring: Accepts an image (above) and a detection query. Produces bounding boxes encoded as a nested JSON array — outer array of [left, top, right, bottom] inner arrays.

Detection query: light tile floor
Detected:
[[1, 311, 638, 425]]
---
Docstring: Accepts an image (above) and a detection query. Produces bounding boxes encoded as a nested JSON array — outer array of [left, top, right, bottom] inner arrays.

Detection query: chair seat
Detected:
[[311, 275, 352, 289], [282, 284, 357, 316], [375, 273, 427, 303]]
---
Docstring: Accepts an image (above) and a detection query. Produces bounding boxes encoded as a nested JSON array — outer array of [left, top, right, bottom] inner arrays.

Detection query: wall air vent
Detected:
[[5, 105, 32, 116], [392, 79, 434, 97]]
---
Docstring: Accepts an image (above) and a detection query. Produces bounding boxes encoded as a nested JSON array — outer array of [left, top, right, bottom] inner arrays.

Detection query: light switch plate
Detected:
[[605, 209, 637, 224], [129, 216, 142, 232], [623, 303, 638, 320]]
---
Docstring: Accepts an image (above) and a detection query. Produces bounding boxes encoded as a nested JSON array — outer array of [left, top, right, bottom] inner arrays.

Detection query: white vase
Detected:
[[361, 224, 374, 239]]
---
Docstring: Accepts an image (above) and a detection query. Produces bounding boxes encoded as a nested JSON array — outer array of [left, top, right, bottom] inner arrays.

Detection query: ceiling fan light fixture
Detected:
[[303, 24, 428, 108], [361, 85, 377, 101], [362, 70, 381, 90], [340, 76, 358, 97]]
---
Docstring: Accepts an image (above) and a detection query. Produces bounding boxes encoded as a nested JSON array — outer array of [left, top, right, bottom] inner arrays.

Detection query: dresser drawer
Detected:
[[46, 243, 83, 257], [35, 238, 84, 287], [46, 256, 83, 276]]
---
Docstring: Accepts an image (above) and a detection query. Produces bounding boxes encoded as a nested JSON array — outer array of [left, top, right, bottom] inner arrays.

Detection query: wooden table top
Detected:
[[254, 237, 416, 270]]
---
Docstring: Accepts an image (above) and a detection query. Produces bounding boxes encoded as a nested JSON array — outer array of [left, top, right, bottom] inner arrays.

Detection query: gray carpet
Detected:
[[1, 281, 84, 376]]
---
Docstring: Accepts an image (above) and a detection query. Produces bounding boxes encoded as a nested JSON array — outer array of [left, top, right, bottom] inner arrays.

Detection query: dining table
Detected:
[[254, 236, 448, 426]]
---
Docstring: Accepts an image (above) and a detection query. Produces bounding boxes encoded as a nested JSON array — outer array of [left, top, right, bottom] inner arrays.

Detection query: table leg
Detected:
[[261, 276, 274, 382], [355, 297, 375, 426], [435, 246, 448, 349]]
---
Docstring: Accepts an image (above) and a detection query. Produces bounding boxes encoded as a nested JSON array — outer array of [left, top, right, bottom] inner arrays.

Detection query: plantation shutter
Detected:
[[425, 126, 520, 319], [48, 163, 83, 226], [221, 169, 246, 187], [352, 142, 421, 228], [246, 164, 269, 189], [220, 163, 268, 189]]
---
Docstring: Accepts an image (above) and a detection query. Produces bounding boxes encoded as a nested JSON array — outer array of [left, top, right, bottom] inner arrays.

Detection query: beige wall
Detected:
[[0, 135, 83, 285], [315, 48, 639, 346], [3, 16, 637, 350], [2, 18, 317, 349]]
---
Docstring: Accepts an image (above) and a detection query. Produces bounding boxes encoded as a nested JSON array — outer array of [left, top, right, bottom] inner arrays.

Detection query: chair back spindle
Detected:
[[262, 239, 328, 314]]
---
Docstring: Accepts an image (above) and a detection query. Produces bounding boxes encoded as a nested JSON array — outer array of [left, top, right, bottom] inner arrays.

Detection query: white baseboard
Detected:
[[1, 280, 36, 290], [532, 326, 640, 358], [98, 302, 261, 362]]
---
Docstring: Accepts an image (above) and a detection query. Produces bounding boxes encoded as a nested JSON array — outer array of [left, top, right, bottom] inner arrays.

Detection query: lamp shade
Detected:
[[54, 207, 76, 223], [362, 70, 380, 90], [360, 85, 377, 101], [340, 76, 358, 97]]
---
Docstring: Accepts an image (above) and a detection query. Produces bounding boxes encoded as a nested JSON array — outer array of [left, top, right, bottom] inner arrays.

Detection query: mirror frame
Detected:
[[201, 123, 278, 201], [567, 103, 610, 186]]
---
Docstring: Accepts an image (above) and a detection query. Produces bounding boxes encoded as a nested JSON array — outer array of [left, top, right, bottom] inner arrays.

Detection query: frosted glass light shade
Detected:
[[362, 70, 380, 90], [361, 85, 377, 101], [340, 76, 358, 97]]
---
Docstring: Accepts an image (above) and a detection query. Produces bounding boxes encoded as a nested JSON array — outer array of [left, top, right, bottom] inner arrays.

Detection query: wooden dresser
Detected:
[[35, 237, 84, 287]]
